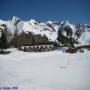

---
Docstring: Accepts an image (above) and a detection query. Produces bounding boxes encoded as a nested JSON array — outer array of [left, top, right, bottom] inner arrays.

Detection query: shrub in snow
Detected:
[[78, 49, 84, 53]]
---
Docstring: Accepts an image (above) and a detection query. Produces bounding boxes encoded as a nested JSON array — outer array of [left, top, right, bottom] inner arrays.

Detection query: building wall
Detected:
[[19, 45, 55, 52]]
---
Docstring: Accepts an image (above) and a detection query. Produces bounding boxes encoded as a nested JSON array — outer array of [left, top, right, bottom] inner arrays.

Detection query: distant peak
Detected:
[[29, 19, 37, 23], [11, 16, 21, 25], [11, 16, 20, 20], [47, 21, 53, 24]]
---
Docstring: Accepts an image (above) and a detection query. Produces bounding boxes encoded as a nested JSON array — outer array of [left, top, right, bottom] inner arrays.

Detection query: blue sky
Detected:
[[0, 0, 90, 24]]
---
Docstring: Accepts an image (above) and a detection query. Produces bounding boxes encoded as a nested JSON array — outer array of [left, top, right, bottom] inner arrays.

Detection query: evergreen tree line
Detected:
[[10, 31, 49, 47]]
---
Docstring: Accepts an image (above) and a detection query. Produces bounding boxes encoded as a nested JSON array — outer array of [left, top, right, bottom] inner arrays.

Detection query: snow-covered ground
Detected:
[[0, 49, 90, 90]]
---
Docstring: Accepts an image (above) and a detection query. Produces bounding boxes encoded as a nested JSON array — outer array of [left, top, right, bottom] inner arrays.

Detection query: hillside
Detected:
[[0, 16, 90, 47]]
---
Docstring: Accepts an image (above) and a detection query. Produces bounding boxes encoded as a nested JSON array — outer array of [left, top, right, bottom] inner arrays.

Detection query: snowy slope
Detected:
[[61, 21, 76, 31], [0, 49, 90, 90], [78, 27, 90, 45], [23, 20, 59, 41], [0, 19, 15, 35]]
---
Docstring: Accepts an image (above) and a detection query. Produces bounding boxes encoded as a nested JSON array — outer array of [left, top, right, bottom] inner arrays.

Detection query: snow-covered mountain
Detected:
[[0, 16, 60, 42], [0, 16, 90, 45]]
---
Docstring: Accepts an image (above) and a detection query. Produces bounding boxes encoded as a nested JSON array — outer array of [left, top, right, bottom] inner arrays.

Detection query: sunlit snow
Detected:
[[0, 49, 90, 90]]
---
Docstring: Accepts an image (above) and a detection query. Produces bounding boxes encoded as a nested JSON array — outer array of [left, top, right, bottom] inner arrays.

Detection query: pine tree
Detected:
[[57, 26, 77, 48], [0, 26, 8, 51]]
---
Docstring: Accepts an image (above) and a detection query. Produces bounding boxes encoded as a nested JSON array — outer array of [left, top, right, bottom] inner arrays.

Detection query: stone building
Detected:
[[19, 44, 55, 52], [11, 32, 56, 52]]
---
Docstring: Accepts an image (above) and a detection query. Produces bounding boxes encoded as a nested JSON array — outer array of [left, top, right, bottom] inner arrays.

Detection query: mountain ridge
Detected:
[[0, 16, 90, 46]]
